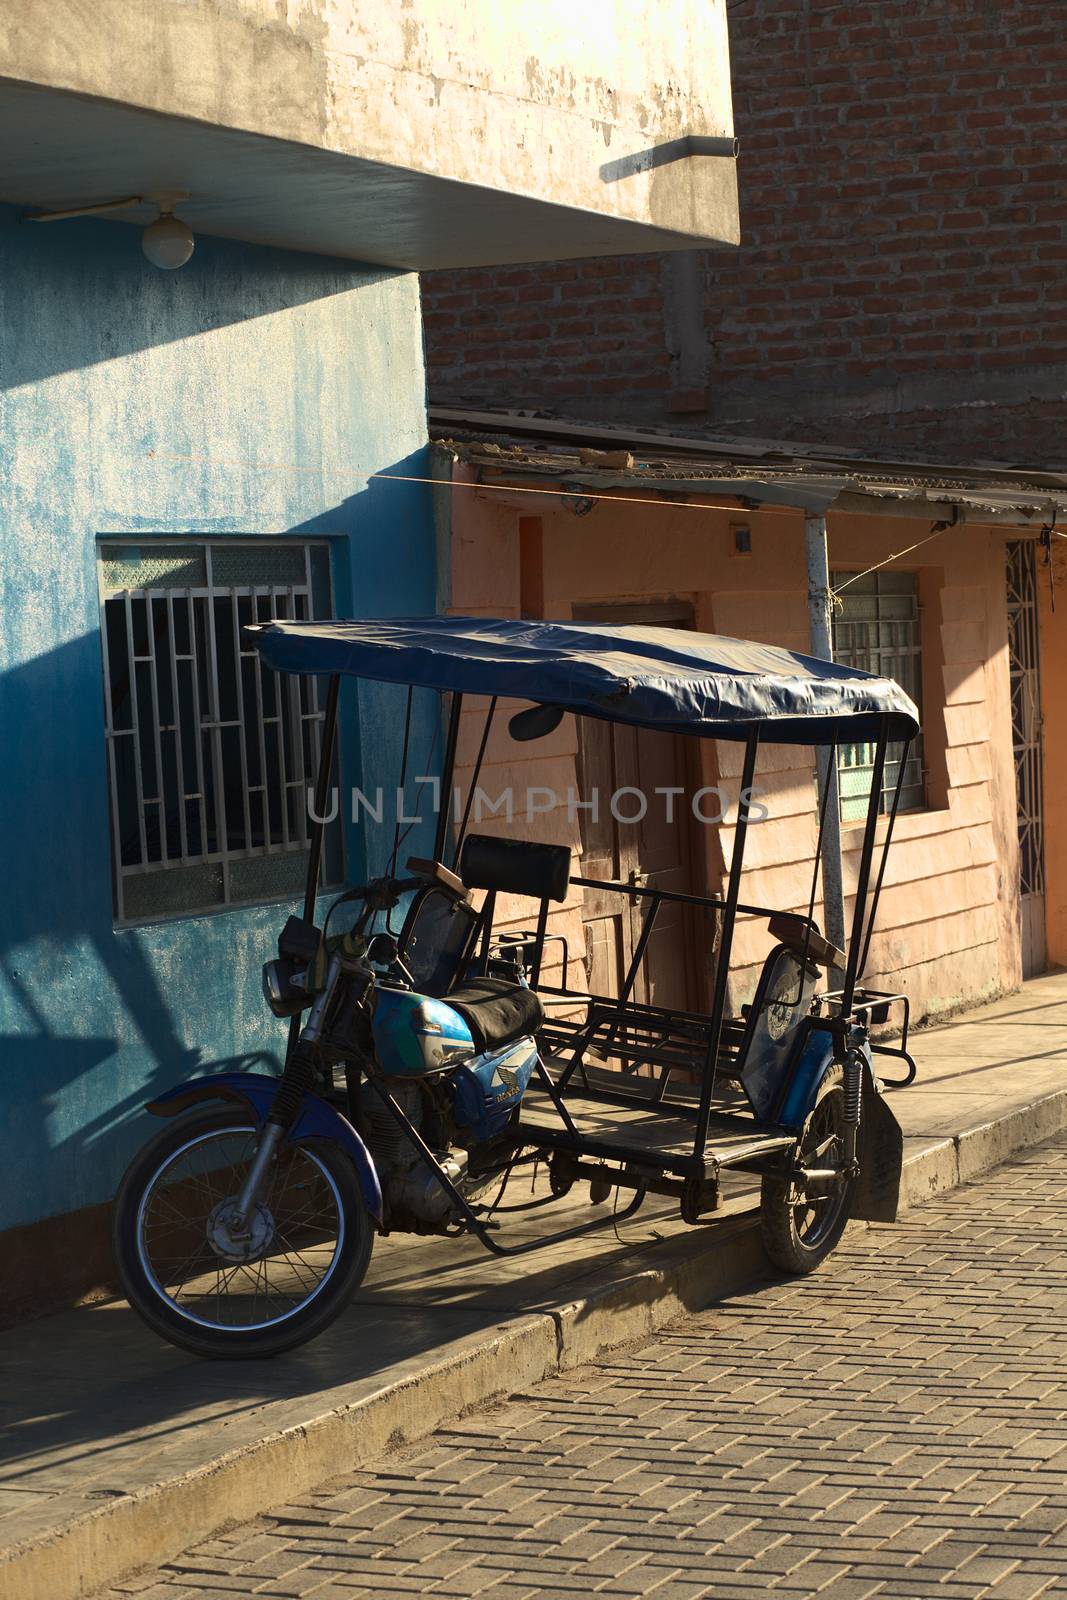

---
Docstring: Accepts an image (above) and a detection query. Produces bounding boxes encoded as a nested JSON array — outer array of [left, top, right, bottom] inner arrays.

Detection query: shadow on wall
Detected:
[[0, 465, 439, 1249], [0, 203, 397, 392], [0, 196, 439, 1256], [0, 630, 279, 1244]]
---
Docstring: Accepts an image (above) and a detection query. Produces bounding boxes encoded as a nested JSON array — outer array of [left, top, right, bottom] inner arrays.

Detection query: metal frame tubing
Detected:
[[434, 691, 464, 866], [455, 696, 496, 860], [364, 1075, 644, 1257], [692, 729, 760, 1157], [302, 672, 341, 921], [528, 897, 550, 987], [288, 671, 341, 1061], [597, 893, 662, 1058], [839, 718, 889, 1016], [857, 735, 910, 981]]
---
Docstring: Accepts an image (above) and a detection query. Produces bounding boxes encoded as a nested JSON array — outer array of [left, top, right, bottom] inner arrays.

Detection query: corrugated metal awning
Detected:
[[430, 408, 1067, 525]]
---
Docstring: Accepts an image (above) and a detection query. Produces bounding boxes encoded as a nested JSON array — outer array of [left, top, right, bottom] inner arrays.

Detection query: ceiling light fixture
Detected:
[[141, 192, 195, 270], [26, 189, 196, 271]]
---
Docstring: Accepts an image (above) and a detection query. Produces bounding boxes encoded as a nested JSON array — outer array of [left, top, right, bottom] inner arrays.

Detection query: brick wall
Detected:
[[423, 0, 1067, 466]]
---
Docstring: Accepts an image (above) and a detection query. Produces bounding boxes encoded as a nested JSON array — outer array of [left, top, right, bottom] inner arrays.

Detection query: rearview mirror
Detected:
[[508, 704, 565, 742]]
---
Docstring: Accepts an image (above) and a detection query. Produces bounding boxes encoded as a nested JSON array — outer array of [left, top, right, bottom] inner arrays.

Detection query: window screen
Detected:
[[99, 540, 342, 923]]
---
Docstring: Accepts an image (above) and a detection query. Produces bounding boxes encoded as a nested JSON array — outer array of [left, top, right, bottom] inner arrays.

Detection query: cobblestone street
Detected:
[[107, 1137, 1067, 1600]]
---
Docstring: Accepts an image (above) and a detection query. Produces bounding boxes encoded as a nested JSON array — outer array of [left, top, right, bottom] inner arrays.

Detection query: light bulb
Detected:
[[142, 211, 195, 270]]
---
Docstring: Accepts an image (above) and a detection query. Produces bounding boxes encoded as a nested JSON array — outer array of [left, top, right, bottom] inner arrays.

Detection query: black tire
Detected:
[[112, 1108, 374, 1359], [760, 1064, 854, 1274]]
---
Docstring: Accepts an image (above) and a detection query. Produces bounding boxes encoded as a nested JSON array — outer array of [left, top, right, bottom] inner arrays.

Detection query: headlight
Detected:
[[262, 959, 311, 1018]]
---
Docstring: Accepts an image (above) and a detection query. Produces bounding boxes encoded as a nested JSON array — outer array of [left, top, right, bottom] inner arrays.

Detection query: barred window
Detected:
[[832, 571, 925, 822], [99, 540, 342, 924]]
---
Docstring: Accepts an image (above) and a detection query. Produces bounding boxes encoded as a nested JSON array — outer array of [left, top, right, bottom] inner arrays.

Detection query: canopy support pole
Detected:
[[455, 696, 497, 860], [693, 728, 759, 1158], [287, 671, 340, 1065], [434, 691, 464, 865], [805, 513, 846, 965], [303, 673, 341, 922], [841, 719, 889, 1015], [857, 733, 909, 979]]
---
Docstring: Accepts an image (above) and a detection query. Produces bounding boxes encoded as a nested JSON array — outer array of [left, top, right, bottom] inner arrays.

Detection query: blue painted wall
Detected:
[[0, 204, 439, 1232]]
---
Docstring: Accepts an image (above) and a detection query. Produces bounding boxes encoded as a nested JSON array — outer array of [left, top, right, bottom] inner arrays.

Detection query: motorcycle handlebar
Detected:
[[335, 872, 433, 912], [347, 878, 410, 909], [328, 858, 469, 932]]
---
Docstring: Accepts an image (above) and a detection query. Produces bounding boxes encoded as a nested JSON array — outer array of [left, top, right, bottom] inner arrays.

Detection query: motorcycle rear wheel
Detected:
[[112, 1108, 373, 1359], [760, 1065, 854, 1274]]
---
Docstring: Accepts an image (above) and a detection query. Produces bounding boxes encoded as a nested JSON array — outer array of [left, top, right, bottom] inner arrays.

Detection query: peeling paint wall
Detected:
[[0, 205, 437, 1235], [0, 0, 737, 244]]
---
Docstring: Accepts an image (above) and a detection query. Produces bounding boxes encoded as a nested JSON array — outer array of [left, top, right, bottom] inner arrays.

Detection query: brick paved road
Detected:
[[109, 1138, 1067, 1600]]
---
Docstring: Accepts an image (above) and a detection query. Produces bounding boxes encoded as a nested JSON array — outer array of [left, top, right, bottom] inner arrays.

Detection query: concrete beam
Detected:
[[0, 1, 740, 267]]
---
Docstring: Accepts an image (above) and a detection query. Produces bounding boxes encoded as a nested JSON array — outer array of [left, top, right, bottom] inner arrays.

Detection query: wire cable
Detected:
[[144, 448, 800, 518], [142, 448, 1065, 594], [831, 521, 954, 600]]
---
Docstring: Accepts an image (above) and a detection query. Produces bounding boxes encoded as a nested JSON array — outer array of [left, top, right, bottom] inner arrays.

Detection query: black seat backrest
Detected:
[[739, 944, 819, 1120], [460, 833, 571, 904], [399, 885, 481, 995]]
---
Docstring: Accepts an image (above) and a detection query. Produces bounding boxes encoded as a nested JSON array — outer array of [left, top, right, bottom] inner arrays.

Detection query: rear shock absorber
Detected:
[[841, 1047, 863, 1174]]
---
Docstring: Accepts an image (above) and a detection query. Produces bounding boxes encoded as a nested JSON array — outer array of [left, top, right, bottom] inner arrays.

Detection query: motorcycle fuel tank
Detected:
[[372, 986, 475, 1077]]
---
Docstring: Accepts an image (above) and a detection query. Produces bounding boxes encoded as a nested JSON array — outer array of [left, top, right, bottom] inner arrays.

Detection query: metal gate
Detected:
[[1006, 539, 1046, 977]]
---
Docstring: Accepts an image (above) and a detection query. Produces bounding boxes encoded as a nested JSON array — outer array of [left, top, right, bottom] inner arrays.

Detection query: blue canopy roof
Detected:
[[244, 617, 920, 744]]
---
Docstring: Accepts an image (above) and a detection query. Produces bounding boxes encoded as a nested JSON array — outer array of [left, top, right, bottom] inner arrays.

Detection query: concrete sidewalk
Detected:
[[3, 971, 1067, 1600]]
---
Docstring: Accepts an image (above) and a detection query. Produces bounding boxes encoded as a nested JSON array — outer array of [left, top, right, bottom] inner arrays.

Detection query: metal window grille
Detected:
[[1006, 539, 1045, 898], [832, 570, 926, 822], [99, 540, 342, 924]]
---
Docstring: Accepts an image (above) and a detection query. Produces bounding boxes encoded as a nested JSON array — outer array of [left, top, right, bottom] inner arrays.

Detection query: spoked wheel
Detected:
[[112, 1109, 373, 1358], [760, 1065, 854, 1274]]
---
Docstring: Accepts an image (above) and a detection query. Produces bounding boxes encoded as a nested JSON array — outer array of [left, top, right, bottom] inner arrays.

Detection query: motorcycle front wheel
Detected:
[[112, 1108, 374, 1359]]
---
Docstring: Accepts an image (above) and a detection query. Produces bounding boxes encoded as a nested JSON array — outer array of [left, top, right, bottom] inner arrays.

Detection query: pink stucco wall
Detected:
[[447, 464, 1024, 1025]]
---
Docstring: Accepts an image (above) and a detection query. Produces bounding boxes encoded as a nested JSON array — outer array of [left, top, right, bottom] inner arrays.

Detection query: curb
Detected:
[[5, 1084, 1067, 1600], [898, 1086, 1067, 1204]]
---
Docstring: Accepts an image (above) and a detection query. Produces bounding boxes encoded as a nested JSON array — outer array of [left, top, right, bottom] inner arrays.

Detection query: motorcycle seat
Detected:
[[445, 977, 544, 1053]]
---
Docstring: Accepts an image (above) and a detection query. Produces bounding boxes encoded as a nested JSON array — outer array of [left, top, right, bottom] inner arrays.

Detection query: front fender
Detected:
[[147, 1071, 382, 1221]]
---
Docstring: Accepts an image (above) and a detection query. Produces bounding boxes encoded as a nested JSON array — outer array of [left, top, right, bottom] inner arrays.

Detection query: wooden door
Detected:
[[573, 604, 699, 1012], [575, 711, 632, 1002], [630, 720, 696, 1009]]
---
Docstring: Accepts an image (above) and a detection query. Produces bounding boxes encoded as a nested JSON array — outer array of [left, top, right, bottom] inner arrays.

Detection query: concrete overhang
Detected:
[[0, 1, 740, 269]]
